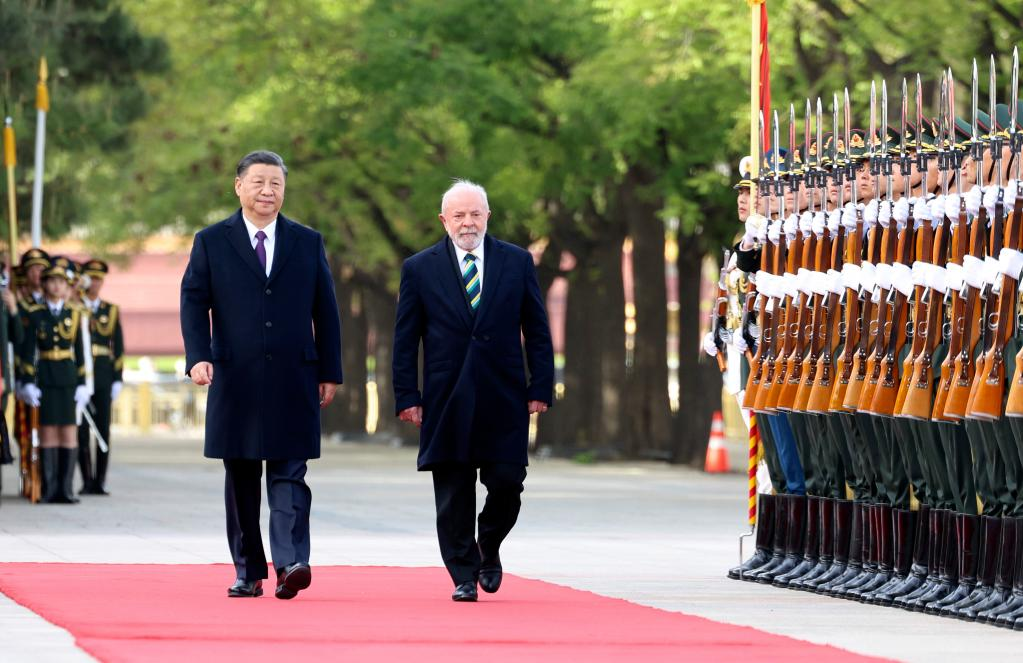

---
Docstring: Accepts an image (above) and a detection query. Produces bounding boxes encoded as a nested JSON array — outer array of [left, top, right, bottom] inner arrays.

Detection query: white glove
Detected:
[[23, 383, 41, 408], [767, 219, 782, 244], [733, 334, 748, 354], [111, 381, 123, 401], [752, 214, 769, 243], [841, 204, 858, 231], [783, 213, 799, 239], [965, 185, 983, 217], [1005, 181, 1019, 207], [702, 331, 719, 357], [878, 201, 892, 229], [74, 385, 91, 409], [821, 210, 836, 235], [863, 199, 879, 226], [892, 198, 911, 225], [799, 211, 813, 238], [834, 207, 850, 231], [945, 194, 961, 224], [983, 185, 1001, 218], [913, 199, 932, 226]]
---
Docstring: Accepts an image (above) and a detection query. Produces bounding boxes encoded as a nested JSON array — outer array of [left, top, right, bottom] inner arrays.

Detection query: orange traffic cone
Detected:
[[704, 410, 729, 473]]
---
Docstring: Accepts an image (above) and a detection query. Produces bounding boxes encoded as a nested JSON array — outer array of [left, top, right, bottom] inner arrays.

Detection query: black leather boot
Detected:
[[818, 500, 865, 594], [944, 514, 1002, 618], [40, 447, 60, 503], [927, 513, 978, 615], [77, 440, 94, 494], [833, 503, 877, 598], [854, 504, 896, 601], [805, 498, 852, 591], [729, 493, 776, 580], [757, 494, 806, 583], [989, 518, 1023, 626], [791, 497, 835, 590], [865, 506, 913, 603], [774, 496, 821, 588], [93, 445, 110, 495], [911, 509, 957, 611], [896, 508, 943, 609], [878, 505, 929, 606], [963, 517, 1016, 622], [745, 493, 789, 581], [55, 448, 80, 504]]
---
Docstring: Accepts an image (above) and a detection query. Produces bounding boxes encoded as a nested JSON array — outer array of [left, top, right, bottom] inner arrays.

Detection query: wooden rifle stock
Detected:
[[943, 206, 989, 419], [932, 202, 970, 420], [754, 232, 787, 412], [807, 223, 847, 413], [841, 223, 881, 410], [870, 212, 917, 415], [965, 200, 1006, 417], [857, 220, 898, 411], [768, 231, 805, 410], [742, 239, 773, 409], [794, 228, 833, 411], [971, 193, 1023, 419], [831, 217, 867, 411], [902, 212, 951, 419], [895, 212, 942, 417], [778, 232, 816, 410]]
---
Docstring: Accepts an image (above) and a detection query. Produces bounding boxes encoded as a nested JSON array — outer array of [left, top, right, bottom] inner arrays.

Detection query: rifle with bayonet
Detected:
[[742, 111, 774, 409], [944, 59, 990, 419], [903, 73, 953, 420]]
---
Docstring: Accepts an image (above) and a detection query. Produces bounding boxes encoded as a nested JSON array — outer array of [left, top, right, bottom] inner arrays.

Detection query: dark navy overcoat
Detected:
[[392, 234, 554, 470], [180, 210, 343, 460]]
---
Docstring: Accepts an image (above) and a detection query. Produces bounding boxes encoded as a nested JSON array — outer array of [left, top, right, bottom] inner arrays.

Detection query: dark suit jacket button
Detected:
[[472, 335, 477, 341], [265, 288, 272, 295], [265, 321, 272, 328], [265, 354, 272, 360], [483, 334, 491, 341]]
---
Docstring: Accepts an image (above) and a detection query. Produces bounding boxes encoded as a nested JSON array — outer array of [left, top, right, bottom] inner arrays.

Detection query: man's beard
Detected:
[[454, 230, 485, 251]]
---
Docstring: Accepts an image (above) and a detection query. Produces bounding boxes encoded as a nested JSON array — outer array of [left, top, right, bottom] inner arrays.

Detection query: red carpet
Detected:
[[0, 564, 891, 662]]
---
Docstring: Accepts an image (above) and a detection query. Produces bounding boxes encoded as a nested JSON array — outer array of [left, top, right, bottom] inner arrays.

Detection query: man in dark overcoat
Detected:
[[393, 179, 554, 602], [180, 150, 342, 600]]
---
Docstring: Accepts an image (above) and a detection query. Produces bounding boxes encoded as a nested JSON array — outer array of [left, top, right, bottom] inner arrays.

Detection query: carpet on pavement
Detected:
[[0, 563, 894, 662]]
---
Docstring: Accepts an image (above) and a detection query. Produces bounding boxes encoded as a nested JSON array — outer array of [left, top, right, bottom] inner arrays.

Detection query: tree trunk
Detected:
[[670, 241, 720, 466], [322, 267, 367, 436], [535, 235, 625, 457], [618, 170, 673, 459]]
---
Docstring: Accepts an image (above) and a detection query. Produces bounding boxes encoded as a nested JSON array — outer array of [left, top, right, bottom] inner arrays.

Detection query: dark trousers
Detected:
[[223, 459, 311, 581], [432, 463, 526, 586]]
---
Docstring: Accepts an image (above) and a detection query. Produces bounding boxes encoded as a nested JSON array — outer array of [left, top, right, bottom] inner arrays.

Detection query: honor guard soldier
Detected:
[[18, 256, 90, 504], [77, 259, 123, 495], [18, 248, 48, 307]]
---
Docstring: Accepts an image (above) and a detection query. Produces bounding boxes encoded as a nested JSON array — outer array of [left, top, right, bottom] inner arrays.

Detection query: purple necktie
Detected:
[[255, 230, 267, 273]]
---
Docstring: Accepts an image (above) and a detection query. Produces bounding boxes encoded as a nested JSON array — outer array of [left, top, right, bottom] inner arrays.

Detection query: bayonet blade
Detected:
[[869, 80, 877, 161], [788, 103, 796, 174], [900, 78, 908, 156], [916, 74, 924, 155], [1013, 46, 1020, 135], [832, 93, 839, 166], [972, 58, 980, 144], [881, 80, 889, 157]]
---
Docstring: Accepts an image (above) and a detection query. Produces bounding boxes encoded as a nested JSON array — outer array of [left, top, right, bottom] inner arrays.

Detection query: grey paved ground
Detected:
[[0, 435, 1017, 662]]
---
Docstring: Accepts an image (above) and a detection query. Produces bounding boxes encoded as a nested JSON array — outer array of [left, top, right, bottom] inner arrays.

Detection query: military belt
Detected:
[[39, 349, 74, 361], [92, 345, 112, 357]]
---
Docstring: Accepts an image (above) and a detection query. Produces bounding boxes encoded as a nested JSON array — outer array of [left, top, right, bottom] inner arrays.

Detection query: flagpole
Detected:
[[3, 117, 16, 264], [31, 57, 48, 249]]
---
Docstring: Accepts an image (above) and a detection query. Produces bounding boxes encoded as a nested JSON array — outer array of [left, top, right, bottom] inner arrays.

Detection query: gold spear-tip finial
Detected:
[[36, 57, 49, 113], [3, 117, 14, 168]]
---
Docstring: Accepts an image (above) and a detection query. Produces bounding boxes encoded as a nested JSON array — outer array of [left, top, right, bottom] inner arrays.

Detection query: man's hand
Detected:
[[528, 400, 549, 414], [190, 361, 213, 386], [399, 405, 423, 427], [319, 383, 338, 407]]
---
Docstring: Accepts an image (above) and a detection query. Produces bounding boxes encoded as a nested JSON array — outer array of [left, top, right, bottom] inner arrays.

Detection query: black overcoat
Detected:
[[392, 235, 554, 470], [180, 210, 343, 460]]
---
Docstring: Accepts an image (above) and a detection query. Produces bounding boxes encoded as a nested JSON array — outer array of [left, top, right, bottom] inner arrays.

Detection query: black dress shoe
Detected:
[[479, 557, 503, 594], [228, 579, 263, 597], [452, 581, 478, 602], [275, 563, 312, 600]]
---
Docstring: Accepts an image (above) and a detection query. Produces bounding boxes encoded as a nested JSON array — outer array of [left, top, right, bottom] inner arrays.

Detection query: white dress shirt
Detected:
[[453, 241, 485, 293], [243, 214, 277, 276], [82, 296, 100, 314], [47, 300, 63, 317]]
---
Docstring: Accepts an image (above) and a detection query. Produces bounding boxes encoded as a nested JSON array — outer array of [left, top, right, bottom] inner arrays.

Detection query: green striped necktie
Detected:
[[462, 253, 481, 311]]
